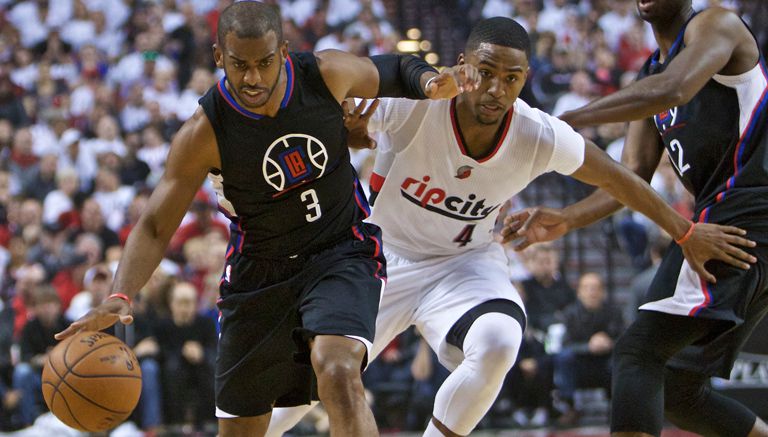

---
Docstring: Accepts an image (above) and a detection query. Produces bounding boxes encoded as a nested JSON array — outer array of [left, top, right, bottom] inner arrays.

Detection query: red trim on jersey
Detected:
[[689, 276, 713, 316], [351, 225, 365, 241], [449, 98, 513, 163], [370, 172, 386, 192]]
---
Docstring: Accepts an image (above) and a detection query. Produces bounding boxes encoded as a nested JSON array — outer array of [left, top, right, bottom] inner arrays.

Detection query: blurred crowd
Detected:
[[0, 0, 764, 434]]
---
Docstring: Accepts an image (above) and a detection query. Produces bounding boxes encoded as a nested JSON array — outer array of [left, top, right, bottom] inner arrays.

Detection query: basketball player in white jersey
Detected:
[[266, 17, 756, 437]]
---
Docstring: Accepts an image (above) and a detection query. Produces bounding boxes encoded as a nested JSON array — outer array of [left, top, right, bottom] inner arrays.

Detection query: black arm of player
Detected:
[[369, 54, 437, 99], [560, 8, 755, 128], [315, 49, 480, 102]]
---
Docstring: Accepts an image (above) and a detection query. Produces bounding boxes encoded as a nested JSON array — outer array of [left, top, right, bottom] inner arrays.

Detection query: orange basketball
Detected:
[[41, 331, 142, 432]]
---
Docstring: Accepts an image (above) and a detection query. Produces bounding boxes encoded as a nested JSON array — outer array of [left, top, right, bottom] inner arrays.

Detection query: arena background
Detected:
[[0, 0, 766, 436]]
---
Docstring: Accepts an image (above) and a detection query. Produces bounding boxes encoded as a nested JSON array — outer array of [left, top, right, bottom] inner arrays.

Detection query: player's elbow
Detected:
[[650, 81, 687, 109]]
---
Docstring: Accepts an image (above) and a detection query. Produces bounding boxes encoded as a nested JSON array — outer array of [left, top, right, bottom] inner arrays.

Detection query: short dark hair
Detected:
[[217, 1, 283, 47], [466, 17, 531, 60]]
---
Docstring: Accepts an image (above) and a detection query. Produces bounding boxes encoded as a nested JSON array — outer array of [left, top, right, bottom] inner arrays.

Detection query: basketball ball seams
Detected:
[[43, 332, 143, 432], [50, 383, 90, 431], [46, 353, 133, 414]]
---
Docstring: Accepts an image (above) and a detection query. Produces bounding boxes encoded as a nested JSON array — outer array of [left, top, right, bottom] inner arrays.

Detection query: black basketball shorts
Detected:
[[214, 223, 386, 417], [639, 229, 768, 377]]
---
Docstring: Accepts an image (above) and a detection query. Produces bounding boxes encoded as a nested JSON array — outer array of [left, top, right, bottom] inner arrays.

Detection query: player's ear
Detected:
[[280, 41, 289, 61], [213, 43, 224, 69]]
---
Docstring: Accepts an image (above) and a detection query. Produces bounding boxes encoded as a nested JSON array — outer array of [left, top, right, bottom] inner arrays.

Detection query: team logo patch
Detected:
[[263, 133, 328, 192], [455, 165, 473, 179]]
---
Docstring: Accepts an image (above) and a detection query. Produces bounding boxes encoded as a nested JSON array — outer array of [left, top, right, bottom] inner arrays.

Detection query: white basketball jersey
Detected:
[[367, 97, 585, 258]]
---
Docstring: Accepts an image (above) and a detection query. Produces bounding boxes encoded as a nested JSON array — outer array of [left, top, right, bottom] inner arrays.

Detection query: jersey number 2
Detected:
[[453, 224, 476, 247], [300, 189, 322, 222]]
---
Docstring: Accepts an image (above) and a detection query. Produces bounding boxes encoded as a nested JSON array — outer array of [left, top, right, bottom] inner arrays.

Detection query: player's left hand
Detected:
[[501, 207, 571, 250], [680, 223, 757, 283], [425, 64, 481, 99], [342, 98, 379, 150]]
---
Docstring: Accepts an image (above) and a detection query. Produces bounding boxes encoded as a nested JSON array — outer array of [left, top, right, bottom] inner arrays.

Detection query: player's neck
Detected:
[[652, 7, 695, 61], [454, 99, 509, 159]]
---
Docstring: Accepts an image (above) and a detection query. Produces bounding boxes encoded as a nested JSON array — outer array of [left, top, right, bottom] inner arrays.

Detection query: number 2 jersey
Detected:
[[638, 14, 768, 228], [366, 97, 585, 259], [199, 52, 373, 258]]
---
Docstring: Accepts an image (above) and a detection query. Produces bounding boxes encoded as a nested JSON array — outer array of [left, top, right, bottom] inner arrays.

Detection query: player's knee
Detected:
[[613, 328, 661, 369], [464, 314, 521, 378], [311, 351, 361, 388]]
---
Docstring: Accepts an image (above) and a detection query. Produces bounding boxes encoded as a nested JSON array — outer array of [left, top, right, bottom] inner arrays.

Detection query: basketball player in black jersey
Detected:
[[504, 1, 768, 436], [54, 2, 479, 436]]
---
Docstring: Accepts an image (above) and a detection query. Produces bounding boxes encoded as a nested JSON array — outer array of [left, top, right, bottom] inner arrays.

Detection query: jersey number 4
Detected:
[[453, 224, 476, 247], [300, 189, 322, 222]]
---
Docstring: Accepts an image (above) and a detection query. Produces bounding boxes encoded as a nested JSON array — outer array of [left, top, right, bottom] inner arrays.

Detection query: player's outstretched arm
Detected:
[[559, 8, 756, 128], [502, 117, 664, 246], [573, 141, 755, 282], [314, 49, 480, 102], [56, 108, 219, 340]]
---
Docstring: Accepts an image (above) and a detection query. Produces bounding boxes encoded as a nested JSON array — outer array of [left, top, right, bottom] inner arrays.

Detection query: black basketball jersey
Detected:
[[638, 13, 768, 227], [199, 52, 371, 258]]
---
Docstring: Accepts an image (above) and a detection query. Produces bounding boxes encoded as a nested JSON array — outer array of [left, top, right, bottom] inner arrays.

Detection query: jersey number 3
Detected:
[[453, 224, 476, 247], [301, 189, 322, 222]]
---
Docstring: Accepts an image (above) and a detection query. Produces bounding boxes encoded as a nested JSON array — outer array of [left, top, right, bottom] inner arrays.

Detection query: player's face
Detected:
[[214, 30, 288, 109], [460, 43, 529, 125], [637, 0, 689, 23]]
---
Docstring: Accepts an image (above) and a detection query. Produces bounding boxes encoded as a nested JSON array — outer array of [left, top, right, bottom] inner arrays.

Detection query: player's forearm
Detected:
[[110, 217, 175, 299], [598, 166, 691, 242], [560, 75, 682, 128], [562, 189, 624, 231]]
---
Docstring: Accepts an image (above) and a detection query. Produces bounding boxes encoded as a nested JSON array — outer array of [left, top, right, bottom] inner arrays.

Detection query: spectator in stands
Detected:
[[42, 167, 79, 227], [65, 263, 111, 321], [554, 272, 623, 425], [552, 70, 594, 117], [627, 231, 671, 323], [0, 64, 29, 127], [520, 243, 576, 333], [168, 190, 228, 258], [155, 282, 216, 431], [0, 299, 20, 430], [69, 197, 120, 251], [13, 285, 70, 426], [92, 167, 135, 232], [23, 153, 57, 202]]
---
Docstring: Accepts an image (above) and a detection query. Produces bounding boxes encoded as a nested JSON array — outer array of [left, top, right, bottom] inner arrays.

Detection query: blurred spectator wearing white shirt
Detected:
[[136, 126, 170, 187], [552, 70, 594, 117], [176, 68, 214, 122], [60, 0, 96, 51], [42, 167, 79, 226], [92, 167, 134, 232], [143, 68, 179, 120]]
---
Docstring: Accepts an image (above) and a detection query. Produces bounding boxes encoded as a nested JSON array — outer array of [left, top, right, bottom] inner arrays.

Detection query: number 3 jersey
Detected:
[[199, 52, 371, 258], [638, 14, 768, 227], [366, 97, 585, 259]]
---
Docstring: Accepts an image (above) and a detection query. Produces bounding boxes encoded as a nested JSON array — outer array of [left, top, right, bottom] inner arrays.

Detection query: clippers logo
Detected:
[[400, 175, 500, 221], [263, 134, 328, 192], [455, 165, 473, 179], [654, 106, 678, 132]]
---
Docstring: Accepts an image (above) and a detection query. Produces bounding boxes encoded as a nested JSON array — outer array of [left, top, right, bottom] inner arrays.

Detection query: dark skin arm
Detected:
[[56, 108, 220, 339], [502, 140, 756, 283], [560, 8, 759, 128], [313, 49, 480, 103]]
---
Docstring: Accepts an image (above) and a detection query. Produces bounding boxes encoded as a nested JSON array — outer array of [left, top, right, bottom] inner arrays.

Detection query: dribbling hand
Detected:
[[679, 223, 756, 283], [54, 297, 133, 340]]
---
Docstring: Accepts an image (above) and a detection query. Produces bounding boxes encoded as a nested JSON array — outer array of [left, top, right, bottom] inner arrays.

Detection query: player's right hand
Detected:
[[54, 297, 133, 340], [679, 223, 757, 283], [342, 98, 379, 150], [501, 207, 571, 250]]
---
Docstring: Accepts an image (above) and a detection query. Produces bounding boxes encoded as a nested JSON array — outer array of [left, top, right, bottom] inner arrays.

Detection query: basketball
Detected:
[[41, 331, 142, 432]]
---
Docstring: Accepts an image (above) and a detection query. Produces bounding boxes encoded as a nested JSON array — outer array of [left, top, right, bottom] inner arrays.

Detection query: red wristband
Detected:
[[675, 222, 696, 245], [108, 293, 131, 305]]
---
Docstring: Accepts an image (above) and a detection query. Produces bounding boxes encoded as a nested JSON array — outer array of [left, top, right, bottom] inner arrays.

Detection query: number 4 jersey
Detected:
[[366, 97, 585, 259], [199, 52, 371, 258]]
